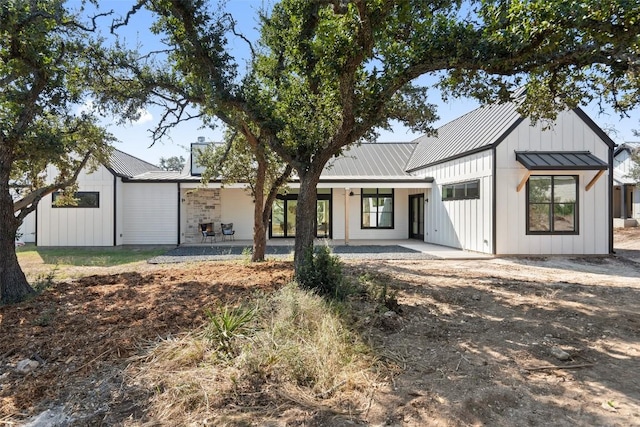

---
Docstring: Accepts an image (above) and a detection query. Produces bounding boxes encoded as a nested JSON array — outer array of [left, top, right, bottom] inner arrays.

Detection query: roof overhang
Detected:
[[316, 176, 433, 189], [515, 151, 608, 171]]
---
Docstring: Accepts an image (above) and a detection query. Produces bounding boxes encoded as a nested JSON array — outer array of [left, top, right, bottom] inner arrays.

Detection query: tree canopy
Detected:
[[159, 155, 186, 172], [0, 0, 126, 303], [113, 0, 639, 274]]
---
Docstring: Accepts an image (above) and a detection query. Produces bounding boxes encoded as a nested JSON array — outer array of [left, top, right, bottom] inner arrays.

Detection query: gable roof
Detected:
[[405, 98, 523, 172], [107, 148, 162, 178], [405, 91, 616, 173], [614, 141, 640, 157], [323, 143, 416, 178]]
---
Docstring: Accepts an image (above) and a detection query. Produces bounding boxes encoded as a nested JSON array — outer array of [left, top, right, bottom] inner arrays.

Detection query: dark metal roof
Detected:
[[108, 149, 161, 178], [405, 94, 524, 172], [323, 143, 416, 178], [515, 151, 608, 170]]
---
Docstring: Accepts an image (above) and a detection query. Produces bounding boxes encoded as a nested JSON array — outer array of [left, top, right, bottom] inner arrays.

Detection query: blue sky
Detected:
[[77, 1, 639, 165]]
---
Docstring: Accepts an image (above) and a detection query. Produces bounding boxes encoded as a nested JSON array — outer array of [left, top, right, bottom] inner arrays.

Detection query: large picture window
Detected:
[[527, 176, 578, 234], [442, 180, 480, 200], [362, 188, 394, 229], [52, 191, 100, 208]]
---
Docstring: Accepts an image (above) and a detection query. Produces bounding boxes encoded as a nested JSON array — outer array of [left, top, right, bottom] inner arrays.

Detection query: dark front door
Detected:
[[409, 194, 424, 240]]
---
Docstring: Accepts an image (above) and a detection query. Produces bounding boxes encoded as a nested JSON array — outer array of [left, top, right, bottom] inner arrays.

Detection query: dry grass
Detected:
[[128, 283, 381, 425]]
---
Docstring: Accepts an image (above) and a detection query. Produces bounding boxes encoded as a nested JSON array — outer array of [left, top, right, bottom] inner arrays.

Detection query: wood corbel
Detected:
[[516, 171, 531, 192], [585, 169, 606, 191]]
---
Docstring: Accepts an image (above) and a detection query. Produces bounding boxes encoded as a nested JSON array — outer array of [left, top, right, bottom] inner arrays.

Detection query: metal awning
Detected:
[[514, 151, 609, 193], [515, 151, 608, 170]]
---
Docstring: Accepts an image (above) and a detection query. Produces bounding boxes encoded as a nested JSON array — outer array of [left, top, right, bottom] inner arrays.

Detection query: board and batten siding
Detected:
[[613, 149, 640, 219], [413, 150, 493, 253], [37, 164, 114, 246], [17, 211, 36, 243], [494, 110, 610, 255], [114, 178, 124, 246], [121, 183, 178, 244]]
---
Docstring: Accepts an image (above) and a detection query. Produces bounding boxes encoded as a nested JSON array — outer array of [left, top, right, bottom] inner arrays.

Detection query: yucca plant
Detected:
[[204, 304, 256, 355]]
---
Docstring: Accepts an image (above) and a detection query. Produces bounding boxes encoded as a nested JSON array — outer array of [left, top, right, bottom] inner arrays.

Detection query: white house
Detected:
[[23, 95, 616, 255], [612, 142, 640, 227]]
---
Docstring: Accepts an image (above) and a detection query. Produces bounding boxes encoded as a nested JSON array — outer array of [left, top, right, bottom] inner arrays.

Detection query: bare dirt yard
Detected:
[[2, 229, 639, 426]]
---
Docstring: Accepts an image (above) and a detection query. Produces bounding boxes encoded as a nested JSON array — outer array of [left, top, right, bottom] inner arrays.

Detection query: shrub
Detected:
[[296, 244, 349, 300]]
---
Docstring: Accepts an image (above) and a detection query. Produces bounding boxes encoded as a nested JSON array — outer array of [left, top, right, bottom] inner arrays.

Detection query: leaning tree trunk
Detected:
[[0, 169, 35, 303], [293, 170, 322, 275]]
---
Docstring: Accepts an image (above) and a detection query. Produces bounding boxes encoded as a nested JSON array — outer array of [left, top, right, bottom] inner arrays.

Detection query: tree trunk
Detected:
[[293, 171, 321, 275], [252, 156, 268, 262], [0, 167, 35, 303]]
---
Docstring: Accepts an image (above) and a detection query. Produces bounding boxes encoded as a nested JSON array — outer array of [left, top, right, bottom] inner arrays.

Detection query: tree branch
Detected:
[[13, 151, 93, 220]]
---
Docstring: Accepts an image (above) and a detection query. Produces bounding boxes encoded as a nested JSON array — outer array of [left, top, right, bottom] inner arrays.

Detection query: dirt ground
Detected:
[[2, 229, 639, 426]]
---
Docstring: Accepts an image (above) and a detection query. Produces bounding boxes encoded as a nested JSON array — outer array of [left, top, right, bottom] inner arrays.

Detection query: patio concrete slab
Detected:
[[173, 239, 492, 261]]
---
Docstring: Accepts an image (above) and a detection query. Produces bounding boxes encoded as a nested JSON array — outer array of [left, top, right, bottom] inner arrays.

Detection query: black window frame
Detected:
[[526, 175, 579, 235], [52, 191, 100, 208], [361, 188, 394, 229], [442, 180, 480, 201]]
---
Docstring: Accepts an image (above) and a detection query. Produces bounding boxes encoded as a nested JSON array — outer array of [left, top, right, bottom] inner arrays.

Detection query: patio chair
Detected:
[[200, 223, 216, 243], [221, 222, 235, 241]]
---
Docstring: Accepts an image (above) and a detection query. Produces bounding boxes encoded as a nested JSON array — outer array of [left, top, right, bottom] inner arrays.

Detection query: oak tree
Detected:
[[1, 0, 120, 303], [127, 0, 639, 277], [159, 155, 186, 172]]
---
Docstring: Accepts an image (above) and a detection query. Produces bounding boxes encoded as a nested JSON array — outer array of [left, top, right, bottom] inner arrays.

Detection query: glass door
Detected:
[[316, 199, 330, 238], [270, 191, 332, 238], [409, 194, 424, 240], [285, 199, 297, 236], [271, 199, 286, 237]]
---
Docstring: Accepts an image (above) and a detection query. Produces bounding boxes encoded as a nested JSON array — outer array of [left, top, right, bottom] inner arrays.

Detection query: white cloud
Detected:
[[131, 108, 153, 125]]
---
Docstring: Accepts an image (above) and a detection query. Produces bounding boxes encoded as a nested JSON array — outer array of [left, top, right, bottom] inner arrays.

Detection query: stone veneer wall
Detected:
[[184, 188, 221, 243]]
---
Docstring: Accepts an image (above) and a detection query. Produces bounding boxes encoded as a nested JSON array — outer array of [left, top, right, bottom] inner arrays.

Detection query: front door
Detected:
[[409, 194, 424, 240]]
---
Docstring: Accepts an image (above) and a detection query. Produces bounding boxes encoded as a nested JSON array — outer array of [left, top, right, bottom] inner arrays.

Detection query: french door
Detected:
[[270, 191, 332, 238]]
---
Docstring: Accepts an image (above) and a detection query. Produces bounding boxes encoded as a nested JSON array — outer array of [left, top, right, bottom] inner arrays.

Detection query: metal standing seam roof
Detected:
[[127, 170, 193, 181], [405, 97, 524, 172], [107, 148, 162, 178], [614, 141, 640, 156], [515, 151, 609, 170], [322, 142, 417, 178]]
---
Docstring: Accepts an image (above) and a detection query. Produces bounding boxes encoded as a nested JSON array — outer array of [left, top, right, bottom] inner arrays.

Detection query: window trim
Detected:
[[52, 191, 100, 208], [442, 180, 480, 201], [361, 188, 394, 229], [526, 175, 579, 235]]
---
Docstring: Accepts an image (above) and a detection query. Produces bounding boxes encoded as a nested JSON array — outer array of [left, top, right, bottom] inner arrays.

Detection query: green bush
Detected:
[[297, 244, 349, 300]]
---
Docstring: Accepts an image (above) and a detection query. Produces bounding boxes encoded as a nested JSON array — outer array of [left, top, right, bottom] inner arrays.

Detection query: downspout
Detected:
[[113, 175, 117, 246], [35, 204, 38, 247], [177, 183, 181, 246], [609, 145, 614, 254], [492, 146, 497, 255]]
